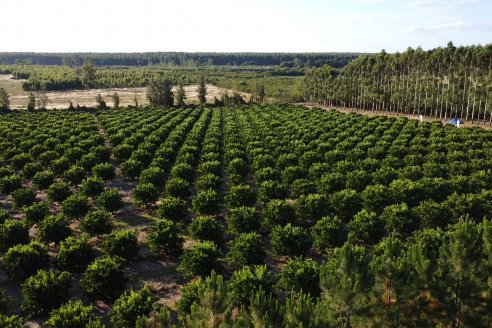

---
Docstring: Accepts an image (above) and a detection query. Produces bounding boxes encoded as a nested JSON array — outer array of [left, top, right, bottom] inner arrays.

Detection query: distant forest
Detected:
[[0, 52, 361, 68]]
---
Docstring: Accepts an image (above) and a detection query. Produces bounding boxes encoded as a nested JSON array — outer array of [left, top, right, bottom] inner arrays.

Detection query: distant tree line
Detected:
[[302, 42, 492, 124], [0, 52, 361, 68]]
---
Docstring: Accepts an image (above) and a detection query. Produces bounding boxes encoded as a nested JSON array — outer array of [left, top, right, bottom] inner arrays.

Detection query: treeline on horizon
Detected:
[[302, 42, 492, 124], [0, 52, 361, 69]]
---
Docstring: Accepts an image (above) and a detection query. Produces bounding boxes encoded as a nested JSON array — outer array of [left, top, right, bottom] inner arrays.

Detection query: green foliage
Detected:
[[312, 216, 346, 252], [121, 159, 144, 179], [0, 209, 11, 224], [263, 199, 297, 229], [111, 287, 154, 328], [227, 184, 257, 207], [63, 165, 85, 185], [147, 219, 183, 257], [270, 224, 311, 257], [227, 232, 266, 267], [165, 177, 190, 198], [157, 196, 188, 222], [81, 177, 105, 197], [97, 188, 124, 213], [178, 241, 221, 278], [2, 241, 49, 281], [21, 269, 72, 316], [0, 314, 24, 328], [192, 189, 220, 215], [381, 203, 418, 237], [229, 265, 274, 307], [80, 256, 127, 301], [188, 215, 223, 244], [279, 257, 320, 296], [0, 219, 29, 253], [33, 170, 55, 190], [295, 194, 330, 227], [47, 181, 72, 202], [92, 163, 115, 181], [227, 206, 261, 234], [102, 229, 138, 261], [62, 194, 90, 218], [0, 175, 22, 195], [133, 183, 159, 207], [11, 187, 36, 209], [348, 209, 386, 245], [45, 300, 95, 328], [139, 166, 166, 188], [80, 210, 112, 236], [177, 278, 205, 318], [56, 236, 95, 273], [38, 215, 71, 244], [0, 288, 12, 314]]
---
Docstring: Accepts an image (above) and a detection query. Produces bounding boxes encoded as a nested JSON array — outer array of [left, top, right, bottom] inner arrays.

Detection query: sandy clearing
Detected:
[[0, 75, 251, 109]]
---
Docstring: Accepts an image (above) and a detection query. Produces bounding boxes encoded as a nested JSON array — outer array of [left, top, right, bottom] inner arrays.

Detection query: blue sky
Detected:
[[1, 0, 490, 53]]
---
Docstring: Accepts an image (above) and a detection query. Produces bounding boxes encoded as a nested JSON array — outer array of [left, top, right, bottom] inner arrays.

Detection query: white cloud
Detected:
[[406, 20, 492, 34], [359, 0, 390, 3]]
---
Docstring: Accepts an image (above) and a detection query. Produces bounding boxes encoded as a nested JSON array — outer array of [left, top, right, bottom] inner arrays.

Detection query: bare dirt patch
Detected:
[[0, 74, 250, 109]]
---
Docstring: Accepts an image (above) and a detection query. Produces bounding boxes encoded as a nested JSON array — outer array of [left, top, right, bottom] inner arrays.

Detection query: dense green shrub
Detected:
[[228, 158, 248, 177], [278, 257, 320, 296], [157, 197, 188, 222], [270, 224, 311, 257], [171, 163, 194, 182], [165, 177, 190, 198], [45, 300, 95, 328], [290, 179, 316, 198], [47, 181, 72, 202], [2, 241, 50, 282], [329, 189, 363, 221], [348, 209, 386, 245], [111, 287, 153, 328], [295, 193, 330, 227], [381, 203, 418, 237], [62, 194, 90, 218], [80, 210, 112, 236], [56, 236, 95, 273], [258, 180, 287, 203], [139, 166, 166, 188], [0, 314, 24, 327], [133, 183, 159, 207], [92, 163, 115, 181], [199, 161, 221, 176], [227, 184, 256, 207], [0, 219, 30, 253], [178, 241, 221, 278], [263, 199, 297, 229], [21, 270, 72, 316], [97, 188, 124, 213], [33, 170, 55, 190], [188, 215, 223, 244], [11, 187, 36, 209], [0, 209, 11, 224], [229, 265, 274, 307], [81, 177, 105, 197], [197, 173, 221, 190], [177, 278, 205, 318], [0, 288, 11, 314], [227, 232, 266, 267], [227, 206, 261, 234], [311, 216, 346, 252], [192, 189, 220, 215], [102, 229, 138, 261], [21, 162, 43, 179], [38, 215, 71, 244], [63, 165, 85, 185], [0, 175, 22, 195], [22, 202, 50, 224], [120, 159, 143, 179], [147, 219, 183, 257], [80, 256, 126, 301]]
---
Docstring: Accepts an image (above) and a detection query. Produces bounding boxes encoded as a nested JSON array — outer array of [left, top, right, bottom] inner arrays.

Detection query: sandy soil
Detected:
[[0, 74, 251, 109]]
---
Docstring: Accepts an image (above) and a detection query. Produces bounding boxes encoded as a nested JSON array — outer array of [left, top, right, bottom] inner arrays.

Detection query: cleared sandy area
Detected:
[[0, 74, 251, 109]]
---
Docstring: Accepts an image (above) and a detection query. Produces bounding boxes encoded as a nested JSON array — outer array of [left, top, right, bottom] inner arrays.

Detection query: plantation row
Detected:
[[0, 106, 491, 327]]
